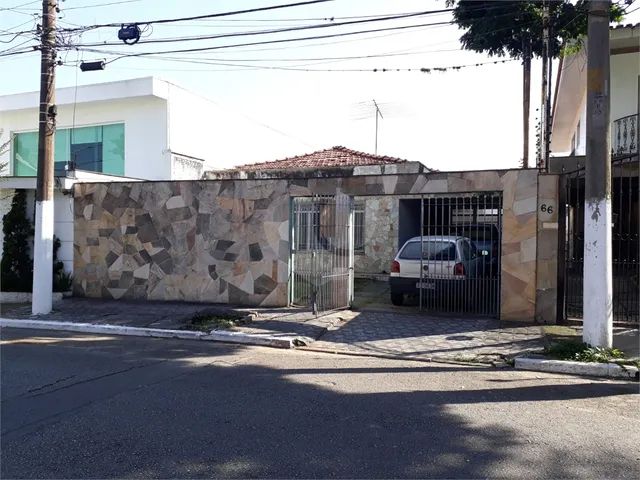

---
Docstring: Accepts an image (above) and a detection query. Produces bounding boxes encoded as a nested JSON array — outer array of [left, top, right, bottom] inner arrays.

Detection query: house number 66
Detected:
[[540, 204, 554, 214]]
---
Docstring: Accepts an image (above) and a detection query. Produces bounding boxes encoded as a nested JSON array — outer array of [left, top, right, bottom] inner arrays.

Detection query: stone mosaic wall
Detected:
[[354, 195, 398, 276], [74, 168, 543, 320], [74, 180, 290, 306]]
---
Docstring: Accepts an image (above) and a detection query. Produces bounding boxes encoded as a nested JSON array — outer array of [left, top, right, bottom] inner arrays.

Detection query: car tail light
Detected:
[[453, 263, 465, 276], [391, 260, 400, 273]]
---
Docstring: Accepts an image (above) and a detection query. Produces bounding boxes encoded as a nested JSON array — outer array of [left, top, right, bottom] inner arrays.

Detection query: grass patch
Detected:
[[544, 339, 637, 366], [182, 313, 249, 332]]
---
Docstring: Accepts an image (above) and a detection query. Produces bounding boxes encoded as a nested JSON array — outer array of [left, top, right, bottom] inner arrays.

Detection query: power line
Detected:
[[63, 0, 143, 10], [121, 47, 463, 64], [0, 47, 37, 57], [0, 1, 39, 11], [76, 20, 454, 63], [73, 11, 540, 64], [66, 56, 517, 73], [60, 0, 336, 32], [69, 10, 454, 48]]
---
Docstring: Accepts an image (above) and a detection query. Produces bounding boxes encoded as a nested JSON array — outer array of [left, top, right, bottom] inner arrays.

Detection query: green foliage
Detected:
[[52, 237, 73, 292], [545, 339, 588, 359], [446, 1, 624, 60], [1, 192, 72, 292], [545, 340, 627, 363], [54, 270, 73, 292], [52, 236, 64, 281], [1, 190, 34, 292], [575, 346, 625, 363]]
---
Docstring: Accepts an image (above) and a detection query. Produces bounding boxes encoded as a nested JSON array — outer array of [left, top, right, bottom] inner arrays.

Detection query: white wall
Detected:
[[611, 52, 640, 122], [53, 190, 74, 274], [561, 52, 638, 157], [0, 96, 170, 180]]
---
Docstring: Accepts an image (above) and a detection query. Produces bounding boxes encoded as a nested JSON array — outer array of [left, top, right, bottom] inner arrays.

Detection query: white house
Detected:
[[0, 76, 295, 276], [551, 23, 639, 156]]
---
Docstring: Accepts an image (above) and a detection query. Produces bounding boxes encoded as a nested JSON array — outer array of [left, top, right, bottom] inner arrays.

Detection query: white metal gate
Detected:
[[290, 195, 354, 313]]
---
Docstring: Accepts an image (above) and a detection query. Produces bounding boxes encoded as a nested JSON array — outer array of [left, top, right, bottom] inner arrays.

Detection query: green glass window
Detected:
[[12, 123, 124, 176], [13, 131, 38, 176]]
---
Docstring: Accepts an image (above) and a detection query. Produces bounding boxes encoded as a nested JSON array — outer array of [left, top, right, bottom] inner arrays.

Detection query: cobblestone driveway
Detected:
[[307, 310, 545, 363]]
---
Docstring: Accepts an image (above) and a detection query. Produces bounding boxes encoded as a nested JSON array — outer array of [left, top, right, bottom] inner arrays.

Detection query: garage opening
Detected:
[[392, 193, 503, 317]]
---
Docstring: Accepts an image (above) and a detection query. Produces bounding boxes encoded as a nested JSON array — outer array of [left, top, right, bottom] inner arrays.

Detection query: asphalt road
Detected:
[[1, 328, 639, 479]]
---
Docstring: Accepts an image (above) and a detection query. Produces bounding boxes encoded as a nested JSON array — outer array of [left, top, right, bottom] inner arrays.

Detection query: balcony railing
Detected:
[[613, 113, 638, 159]]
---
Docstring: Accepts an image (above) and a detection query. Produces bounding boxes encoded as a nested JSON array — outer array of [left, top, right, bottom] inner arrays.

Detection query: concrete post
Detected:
[[32, 0, 57, 315], [583, 0, 613, 347]]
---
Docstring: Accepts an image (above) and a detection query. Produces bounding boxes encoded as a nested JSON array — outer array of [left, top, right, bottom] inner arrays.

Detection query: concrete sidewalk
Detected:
[[3, 297, 635, 365], [0, 298, 351, 345], [0, 298, 544, 363]]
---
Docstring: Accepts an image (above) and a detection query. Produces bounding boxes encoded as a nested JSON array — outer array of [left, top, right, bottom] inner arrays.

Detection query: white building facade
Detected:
[[0, 76, 251, 276], [551, 24, 639, 156]]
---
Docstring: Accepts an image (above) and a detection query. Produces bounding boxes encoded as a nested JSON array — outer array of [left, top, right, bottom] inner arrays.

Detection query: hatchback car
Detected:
[[389, 235, 488, 306]]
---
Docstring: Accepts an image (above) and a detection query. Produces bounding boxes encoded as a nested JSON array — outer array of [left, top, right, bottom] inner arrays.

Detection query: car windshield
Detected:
[[460, 240, 479, 260], [451, 226, 498, 250], [399, 241, 457, 261]]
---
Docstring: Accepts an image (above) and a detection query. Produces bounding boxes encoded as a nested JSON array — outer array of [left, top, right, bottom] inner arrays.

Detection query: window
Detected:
[[12, 123, 124, 177], [399, 241, 457, 261], [354, 201, 365, 254], [460, 239, 478, 260], [294, 203, 320, 251]]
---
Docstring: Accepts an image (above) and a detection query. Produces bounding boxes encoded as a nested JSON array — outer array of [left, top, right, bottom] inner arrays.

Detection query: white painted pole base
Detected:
[[32, 199, 54, 315], [582, 197, 613, 347]]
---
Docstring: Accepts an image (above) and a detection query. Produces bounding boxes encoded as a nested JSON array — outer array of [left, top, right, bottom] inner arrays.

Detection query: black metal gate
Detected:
[[414, 193, 503, 317], [559, 155, 639, 323], [290, 195, 354, 313]]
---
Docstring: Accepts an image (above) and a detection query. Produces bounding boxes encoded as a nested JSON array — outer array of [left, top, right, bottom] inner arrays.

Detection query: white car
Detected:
[[389, 236, 488, 306]]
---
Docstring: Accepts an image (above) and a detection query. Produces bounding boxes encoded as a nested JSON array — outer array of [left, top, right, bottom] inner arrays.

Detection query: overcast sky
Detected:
[[1, 0, 638, 170]]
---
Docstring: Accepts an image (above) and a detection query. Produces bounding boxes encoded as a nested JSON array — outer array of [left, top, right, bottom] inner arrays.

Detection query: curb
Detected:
[[301, 345, 494, 367], [0, 318, 296, 349], [515, 356, 639, 380]]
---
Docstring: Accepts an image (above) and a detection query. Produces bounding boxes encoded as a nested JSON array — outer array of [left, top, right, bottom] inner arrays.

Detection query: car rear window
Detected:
[[399, 241, 457, 261]]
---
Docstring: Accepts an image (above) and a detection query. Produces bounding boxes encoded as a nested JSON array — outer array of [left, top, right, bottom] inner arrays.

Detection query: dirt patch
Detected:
[[182, 313, 251, 332]]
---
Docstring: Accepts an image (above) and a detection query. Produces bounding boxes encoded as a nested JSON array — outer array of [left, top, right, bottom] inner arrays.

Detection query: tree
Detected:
[[446, 1, 623, 167], [1, 190, 34, 292]]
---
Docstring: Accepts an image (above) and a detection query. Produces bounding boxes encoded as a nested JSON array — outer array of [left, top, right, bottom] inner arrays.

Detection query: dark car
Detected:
[[450, 224, 500, 277]]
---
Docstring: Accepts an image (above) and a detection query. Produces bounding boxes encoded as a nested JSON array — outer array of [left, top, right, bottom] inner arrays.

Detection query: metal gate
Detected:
[[559, 155, 639, 324], [290, 195, 354, 313], [412, 193, 503, 317]]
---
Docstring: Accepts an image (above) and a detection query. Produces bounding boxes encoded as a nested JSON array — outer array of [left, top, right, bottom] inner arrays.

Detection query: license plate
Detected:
[[416, 282, 435, 290]]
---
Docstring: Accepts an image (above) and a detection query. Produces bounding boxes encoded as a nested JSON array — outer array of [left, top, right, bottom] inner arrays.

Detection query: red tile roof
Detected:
[[231, 146, 409, 172]]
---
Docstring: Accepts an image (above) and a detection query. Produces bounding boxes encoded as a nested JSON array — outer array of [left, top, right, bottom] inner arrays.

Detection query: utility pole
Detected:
[[583, 0, 613, 347], [373, 99, 383, 154], [522, 37, 531, 168], [545, 15, 553, 170], [539, 0, 549, 169], [32, 0, 57, 315]]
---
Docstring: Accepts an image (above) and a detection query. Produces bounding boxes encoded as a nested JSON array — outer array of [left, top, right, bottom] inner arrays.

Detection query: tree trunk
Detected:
[[522, 52, 531, 168]]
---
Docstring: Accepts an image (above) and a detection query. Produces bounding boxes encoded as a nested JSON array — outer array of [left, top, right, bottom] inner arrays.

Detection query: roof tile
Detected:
[[230, 146, 411, 172]]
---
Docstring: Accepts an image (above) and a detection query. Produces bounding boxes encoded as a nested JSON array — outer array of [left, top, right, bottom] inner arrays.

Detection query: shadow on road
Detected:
[[1, 329, 637, 479]]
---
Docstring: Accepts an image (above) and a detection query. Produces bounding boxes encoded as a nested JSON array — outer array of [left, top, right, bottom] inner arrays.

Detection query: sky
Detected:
[[1, 0, 639, 171]]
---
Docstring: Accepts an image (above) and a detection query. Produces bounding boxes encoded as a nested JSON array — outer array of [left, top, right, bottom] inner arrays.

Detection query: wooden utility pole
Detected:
[[522, 38, 531, 168], [539, 0, 549, 169], [545, 18, 553, 170], [583, 0, 613, 347], [32, 0, 57, 315], [373, 99, 383, 155]]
